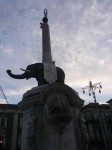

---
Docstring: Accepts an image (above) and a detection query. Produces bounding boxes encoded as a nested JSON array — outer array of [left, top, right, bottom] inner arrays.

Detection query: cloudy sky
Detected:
[[0, 0, 112, 104]]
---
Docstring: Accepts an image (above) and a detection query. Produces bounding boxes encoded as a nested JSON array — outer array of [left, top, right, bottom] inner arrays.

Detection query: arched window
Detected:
[[88, 124, 95, 139], [0, 118, 7, 128]]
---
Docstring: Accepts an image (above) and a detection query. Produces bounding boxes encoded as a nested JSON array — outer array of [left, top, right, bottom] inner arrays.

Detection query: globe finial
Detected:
[[42, 8, 48, 23]]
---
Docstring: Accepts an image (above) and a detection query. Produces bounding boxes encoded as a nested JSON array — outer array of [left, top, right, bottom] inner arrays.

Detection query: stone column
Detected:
[[11, 113, 18, 150]]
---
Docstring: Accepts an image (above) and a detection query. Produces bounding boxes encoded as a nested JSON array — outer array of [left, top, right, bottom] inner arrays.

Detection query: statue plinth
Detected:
[[18, 83, 84, 150]]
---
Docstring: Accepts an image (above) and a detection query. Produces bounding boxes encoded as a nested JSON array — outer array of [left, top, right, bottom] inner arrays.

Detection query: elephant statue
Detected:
[[6, 63, 65, 86]]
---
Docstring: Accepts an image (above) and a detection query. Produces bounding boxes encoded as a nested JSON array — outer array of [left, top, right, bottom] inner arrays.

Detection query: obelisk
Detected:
[[40, 9, 57, 83]]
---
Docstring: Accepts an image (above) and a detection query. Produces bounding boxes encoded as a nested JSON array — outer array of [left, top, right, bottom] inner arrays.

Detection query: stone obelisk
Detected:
[[41, 9, 57, 83], [41, 9, 52, 62]]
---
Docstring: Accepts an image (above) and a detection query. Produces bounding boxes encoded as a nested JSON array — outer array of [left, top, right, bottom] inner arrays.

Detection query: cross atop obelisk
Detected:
[[40, 9, 57, 83]]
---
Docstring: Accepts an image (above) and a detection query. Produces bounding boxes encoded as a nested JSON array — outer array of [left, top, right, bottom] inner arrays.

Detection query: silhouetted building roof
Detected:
[[106, 98, 112, 103], [82, 102, 109, 110]]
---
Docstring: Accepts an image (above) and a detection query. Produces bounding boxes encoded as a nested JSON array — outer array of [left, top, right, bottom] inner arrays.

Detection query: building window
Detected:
[[85, 112, 90, 120], [0, 118, 7, 128], [90, 112, 95, 119], [94, 112, 98, 120], [88, 124, 95, 139], [20, 117, 23, 127], [96, 129, 102, 140]]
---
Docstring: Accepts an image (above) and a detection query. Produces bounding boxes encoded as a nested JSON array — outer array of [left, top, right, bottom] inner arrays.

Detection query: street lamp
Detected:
[[82, 79, 109, 150], [82, 79, 102, 103]]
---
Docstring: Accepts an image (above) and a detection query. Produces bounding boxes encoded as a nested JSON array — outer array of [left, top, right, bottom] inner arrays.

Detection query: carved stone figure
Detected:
[[7, 63, 65, 86], [45, 92, 72, 125]]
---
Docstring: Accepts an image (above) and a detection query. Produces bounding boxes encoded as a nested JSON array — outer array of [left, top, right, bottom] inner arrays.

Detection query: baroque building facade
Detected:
[[81, 100, 112, 150], [0, 104, 22, 150]]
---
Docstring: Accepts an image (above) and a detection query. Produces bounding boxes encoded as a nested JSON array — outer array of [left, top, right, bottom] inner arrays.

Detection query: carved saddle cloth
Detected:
[[43, 61, 57, 83]]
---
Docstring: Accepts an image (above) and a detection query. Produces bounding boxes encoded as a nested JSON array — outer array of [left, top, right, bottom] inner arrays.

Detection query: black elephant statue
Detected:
[[6, 63, 65, 86]]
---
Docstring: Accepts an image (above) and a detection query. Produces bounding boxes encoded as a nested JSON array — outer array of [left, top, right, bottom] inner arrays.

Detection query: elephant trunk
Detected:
[[6, 70, 27, 79]]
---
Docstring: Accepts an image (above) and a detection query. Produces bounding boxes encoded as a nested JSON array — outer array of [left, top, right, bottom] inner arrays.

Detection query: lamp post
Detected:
[[82, 79, 102, 103], [82, 79, 109, 150]]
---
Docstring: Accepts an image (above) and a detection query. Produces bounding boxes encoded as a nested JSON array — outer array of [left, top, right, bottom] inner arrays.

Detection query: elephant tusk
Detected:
[[20, 68, 30, 72]]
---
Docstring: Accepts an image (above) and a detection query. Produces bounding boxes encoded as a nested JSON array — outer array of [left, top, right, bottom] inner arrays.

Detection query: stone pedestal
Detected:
[[19, 83, 84, 150]]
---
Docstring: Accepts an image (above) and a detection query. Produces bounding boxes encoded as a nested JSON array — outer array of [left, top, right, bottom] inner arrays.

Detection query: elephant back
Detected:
[[56, 67, 65, 83]]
